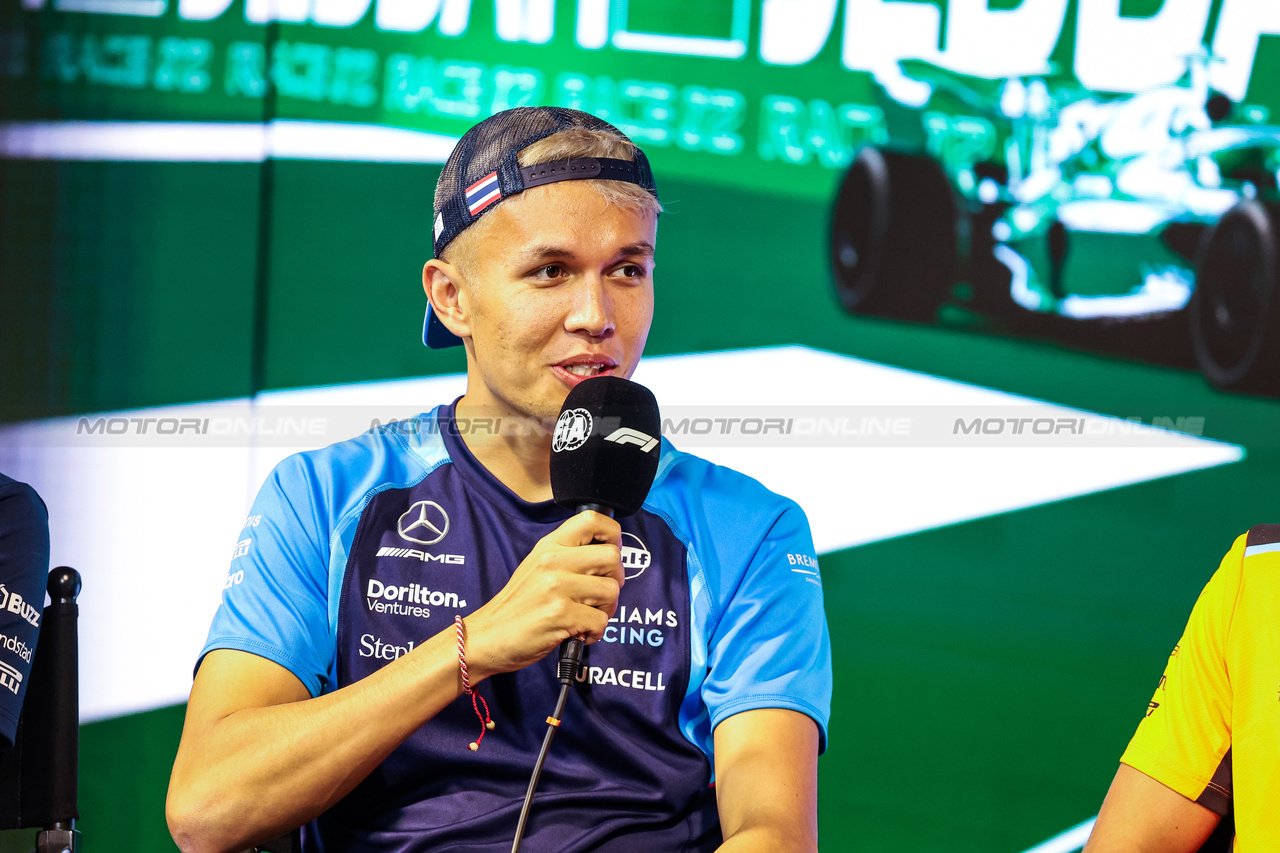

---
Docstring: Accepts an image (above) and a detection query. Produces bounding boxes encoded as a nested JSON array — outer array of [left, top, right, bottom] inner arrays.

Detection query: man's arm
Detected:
[[167, 638, 465, 853], [1084, 763, 1221, 853], [167, 511, 625, 853], [1087, 536, 1246, 853], [713, 709, 819, 853]]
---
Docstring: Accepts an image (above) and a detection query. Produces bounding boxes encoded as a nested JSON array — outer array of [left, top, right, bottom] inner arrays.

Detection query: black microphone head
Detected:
[[550, 376, 661, 517]]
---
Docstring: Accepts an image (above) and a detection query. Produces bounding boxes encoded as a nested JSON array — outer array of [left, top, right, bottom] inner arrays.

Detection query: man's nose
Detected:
[[565, 275, 614, 338]]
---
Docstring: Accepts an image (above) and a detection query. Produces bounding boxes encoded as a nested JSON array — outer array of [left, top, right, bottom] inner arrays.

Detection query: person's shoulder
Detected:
[[644, 440, 810, 576], [0, 473, 49, 524], [261, 409, 449, 511], [1244, 524, 1280, 553], [1238, 524, 1280, 585], [648, 439, 801, 520], [1210, 525, 1280, 578], [1188, 526, 1280, 620]]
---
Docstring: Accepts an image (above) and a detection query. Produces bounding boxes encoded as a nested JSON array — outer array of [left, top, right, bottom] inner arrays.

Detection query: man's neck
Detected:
[[453, 393, 555, 504]]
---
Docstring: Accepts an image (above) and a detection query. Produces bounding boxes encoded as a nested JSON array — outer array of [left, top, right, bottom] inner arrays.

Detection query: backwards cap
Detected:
[[425, 106, 660, 348]]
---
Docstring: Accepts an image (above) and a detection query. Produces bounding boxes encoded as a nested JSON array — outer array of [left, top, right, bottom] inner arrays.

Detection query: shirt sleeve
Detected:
[[198, 453, 333, 697], [701, 501, 833, 752], [0, 480, 51, 749], [1119, 534, 1241, 814]]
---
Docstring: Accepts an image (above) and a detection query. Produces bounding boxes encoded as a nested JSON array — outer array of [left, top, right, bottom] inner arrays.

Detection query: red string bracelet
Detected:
[[455, 615, 494, 751]]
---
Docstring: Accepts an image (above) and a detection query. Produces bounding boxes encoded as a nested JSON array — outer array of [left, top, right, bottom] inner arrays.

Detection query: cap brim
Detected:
[[423, 302, 463, 348]]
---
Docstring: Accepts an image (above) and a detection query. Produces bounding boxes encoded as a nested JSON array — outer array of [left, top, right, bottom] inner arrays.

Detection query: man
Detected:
[[166, 107, 830, 853], [0, 472, 49, 750], [1085, 525, 1280, 852]]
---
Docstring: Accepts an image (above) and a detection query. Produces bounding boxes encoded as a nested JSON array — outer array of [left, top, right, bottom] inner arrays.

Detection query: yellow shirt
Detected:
[[1120, 525, 1280, 851]]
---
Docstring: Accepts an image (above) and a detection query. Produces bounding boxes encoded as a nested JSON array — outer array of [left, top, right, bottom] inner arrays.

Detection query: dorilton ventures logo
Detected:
[[398, 500, 449, 545], [365, 578, 466, 618]]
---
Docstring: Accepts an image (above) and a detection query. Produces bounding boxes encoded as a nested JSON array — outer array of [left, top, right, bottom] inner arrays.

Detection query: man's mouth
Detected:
[[553, 358, 618, 385], [563, 364, 609, 377]]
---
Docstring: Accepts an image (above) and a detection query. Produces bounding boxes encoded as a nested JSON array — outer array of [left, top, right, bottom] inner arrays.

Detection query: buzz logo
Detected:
[[552, 408, 593, 452], [232, 539, 252, 560], [0, 659, 21, 695], [620, 532, 652, 580], [0, 585, 40, 628], [604, 428, 658, 454]]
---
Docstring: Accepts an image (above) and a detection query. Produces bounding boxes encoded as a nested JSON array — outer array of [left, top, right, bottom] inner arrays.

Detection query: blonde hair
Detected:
[[441, 127, 662, 276]]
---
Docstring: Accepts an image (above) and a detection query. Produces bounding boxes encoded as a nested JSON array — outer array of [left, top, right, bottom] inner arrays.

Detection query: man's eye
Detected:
[[533, 264, 565, 280], [617, 264, 645, 278]]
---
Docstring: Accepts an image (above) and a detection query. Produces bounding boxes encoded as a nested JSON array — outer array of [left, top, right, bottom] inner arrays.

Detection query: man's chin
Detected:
[[506, 387, 568, 427]]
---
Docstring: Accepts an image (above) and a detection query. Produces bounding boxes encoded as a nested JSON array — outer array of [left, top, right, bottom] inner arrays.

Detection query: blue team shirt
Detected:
[[202, 402, 832, 852]]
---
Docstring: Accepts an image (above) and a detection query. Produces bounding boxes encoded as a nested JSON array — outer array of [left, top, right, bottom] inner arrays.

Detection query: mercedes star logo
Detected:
[[397, 500, 450, 545]]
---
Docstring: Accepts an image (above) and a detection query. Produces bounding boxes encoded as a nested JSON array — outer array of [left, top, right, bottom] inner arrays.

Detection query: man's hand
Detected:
[[464, 510, 624, 680], [714, 709, 819, 853], [1084, 763, 1221, 853]]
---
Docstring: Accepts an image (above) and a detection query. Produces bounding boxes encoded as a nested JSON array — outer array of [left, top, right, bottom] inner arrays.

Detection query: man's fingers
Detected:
[[556, 573, 621, 614], [553, 542, 624, 580], [548, 510, 622, 548], [569, 604, 612, 644]]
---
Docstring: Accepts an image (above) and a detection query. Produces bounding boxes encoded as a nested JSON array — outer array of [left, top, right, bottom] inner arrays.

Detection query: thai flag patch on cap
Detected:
[[465, 171, 502, 216]]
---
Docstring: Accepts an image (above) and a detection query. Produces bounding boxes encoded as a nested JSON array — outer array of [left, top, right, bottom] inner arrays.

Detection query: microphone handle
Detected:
[[558, 503, 614, 684]]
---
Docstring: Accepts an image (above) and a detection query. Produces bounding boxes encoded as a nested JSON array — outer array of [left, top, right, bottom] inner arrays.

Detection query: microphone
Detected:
[[550, 375, 662, 517], [510, 377, 664, 853], [549, 376, 662, 683]]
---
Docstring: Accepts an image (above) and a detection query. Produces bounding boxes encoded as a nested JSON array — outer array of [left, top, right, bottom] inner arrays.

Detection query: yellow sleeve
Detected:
[[1118, 534, 1242, 814]]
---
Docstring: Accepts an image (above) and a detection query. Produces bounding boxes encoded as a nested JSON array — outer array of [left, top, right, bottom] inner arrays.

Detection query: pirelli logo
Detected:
[[376, 546, 465, 564]]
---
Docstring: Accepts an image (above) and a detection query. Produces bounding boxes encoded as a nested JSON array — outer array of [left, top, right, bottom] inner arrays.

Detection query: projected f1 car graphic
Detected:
[[830, 53, 1280, 394]]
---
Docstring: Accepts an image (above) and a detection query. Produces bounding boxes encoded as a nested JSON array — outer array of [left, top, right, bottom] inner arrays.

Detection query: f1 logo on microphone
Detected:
[[604, 428, 659, 453]]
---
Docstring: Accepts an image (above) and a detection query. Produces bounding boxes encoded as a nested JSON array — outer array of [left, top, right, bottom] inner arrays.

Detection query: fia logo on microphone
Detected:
[[553, 408, 593, 452]]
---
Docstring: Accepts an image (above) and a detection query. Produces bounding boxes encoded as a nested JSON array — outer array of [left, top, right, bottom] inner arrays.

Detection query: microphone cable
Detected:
[[510, 637, 585, 853]]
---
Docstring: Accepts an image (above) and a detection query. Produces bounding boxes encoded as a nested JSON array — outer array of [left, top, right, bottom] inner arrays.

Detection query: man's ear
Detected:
[[422, 259, 472, 341]]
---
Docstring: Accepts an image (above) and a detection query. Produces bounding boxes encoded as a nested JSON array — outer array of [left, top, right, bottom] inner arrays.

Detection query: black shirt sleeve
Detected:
[[0, 474, 50, 749]]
